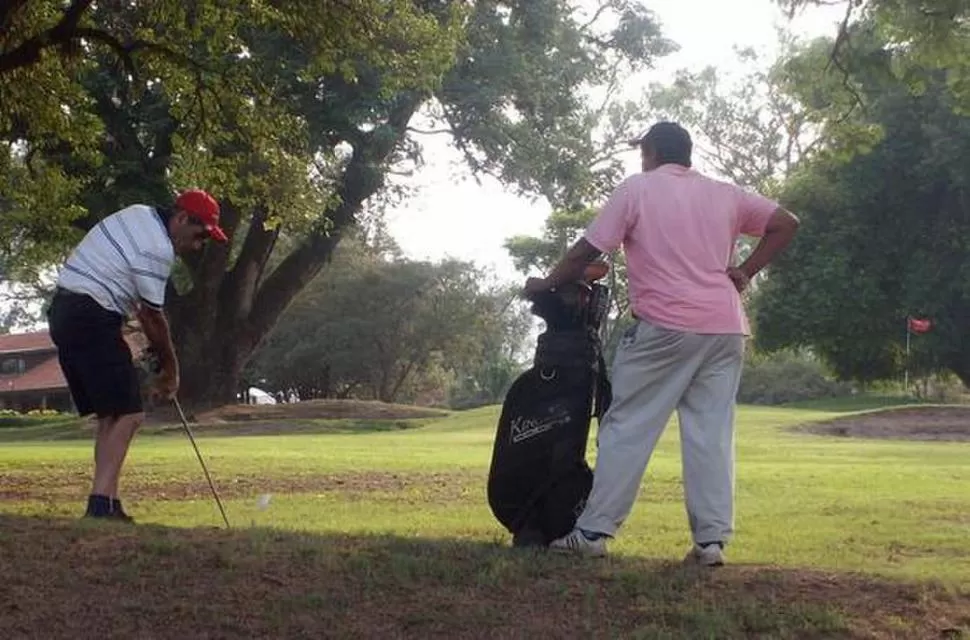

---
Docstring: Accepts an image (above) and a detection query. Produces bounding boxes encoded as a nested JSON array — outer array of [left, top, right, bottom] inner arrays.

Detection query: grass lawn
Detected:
[[1, 398, 968, 638]]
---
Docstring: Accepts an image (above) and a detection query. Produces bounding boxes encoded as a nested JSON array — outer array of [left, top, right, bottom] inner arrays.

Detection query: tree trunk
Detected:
[[166, 94, 423, 410]]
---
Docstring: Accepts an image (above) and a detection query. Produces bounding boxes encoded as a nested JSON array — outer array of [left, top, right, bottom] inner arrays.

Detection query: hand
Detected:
[[522, 277, 551, 297], [726, 266, 751, 294], [152, 369, 180, 400]]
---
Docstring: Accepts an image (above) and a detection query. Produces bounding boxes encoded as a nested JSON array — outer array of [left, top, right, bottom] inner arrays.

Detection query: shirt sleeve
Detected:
[[584, 178, 635, 253], [132, 241, 173, 310], [737, 187, 780, 237]]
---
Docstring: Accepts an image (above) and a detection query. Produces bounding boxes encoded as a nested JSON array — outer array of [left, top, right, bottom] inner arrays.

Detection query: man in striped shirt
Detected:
[[47, 189, 227, 522]]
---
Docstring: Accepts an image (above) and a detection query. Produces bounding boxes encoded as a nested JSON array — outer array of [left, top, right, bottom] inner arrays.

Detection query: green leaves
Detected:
[[754, 43, 970, 385], [3, 0, 676, 404], [248, 235, 527, 404], [437, 0, 674, 209], [777, 0, 970, 111]]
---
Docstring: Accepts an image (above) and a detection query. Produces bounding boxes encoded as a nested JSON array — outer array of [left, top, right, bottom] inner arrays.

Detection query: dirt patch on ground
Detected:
[[0, 513, 967, 639], [148, 417, 428, 437], [794, 406, 970, 442], [0, 469, 479, 503], [187, 398, 449, 425]]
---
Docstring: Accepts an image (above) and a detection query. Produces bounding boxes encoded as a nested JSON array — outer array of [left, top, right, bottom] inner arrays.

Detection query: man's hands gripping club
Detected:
[[135, 305, 180, 400]]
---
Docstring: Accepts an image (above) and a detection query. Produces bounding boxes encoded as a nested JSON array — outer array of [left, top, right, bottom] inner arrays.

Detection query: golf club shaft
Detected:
[[173, 398, 231, 528]]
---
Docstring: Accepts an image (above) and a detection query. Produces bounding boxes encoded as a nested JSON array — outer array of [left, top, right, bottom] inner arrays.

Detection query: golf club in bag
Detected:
[[487, 263, 613, 548], [137, 348, 230, 528]]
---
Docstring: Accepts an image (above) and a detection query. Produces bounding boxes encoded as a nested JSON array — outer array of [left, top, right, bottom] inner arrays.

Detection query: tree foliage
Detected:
[[754, 33, 970, 387], [778, 0, 970, 109], [644, 44, 820, 196], [247, 235, 530, 405], [1, 0, 675, 408], [504, 206, 629, 353], [1, 0, 458, 271]]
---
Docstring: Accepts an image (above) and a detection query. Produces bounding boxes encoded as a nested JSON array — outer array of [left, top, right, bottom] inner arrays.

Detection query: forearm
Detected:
[[739, 209, 799, 278], [136, 307, 178, 376], [544, 239, 602, 288]]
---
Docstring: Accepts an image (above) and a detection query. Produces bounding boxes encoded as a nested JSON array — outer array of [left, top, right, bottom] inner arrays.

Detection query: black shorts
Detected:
[[47, 288, 143, 419]]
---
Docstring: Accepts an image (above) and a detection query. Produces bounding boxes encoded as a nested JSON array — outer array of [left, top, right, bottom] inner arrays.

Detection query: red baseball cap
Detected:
[[174, 189, 227, 243]]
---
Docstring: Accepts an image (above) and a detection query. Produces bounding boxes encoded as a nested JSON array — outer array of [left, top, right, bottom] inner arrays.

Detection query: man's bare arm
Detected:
[[738, 207, 800, 279], [537, 238, 603, 290], [136, 305, 179, 384]]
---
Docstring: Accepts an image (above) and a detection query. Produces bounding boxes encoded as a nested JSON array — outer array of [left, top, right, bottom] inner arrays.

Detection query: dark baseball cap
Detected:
[[628, 121, 693, 167]]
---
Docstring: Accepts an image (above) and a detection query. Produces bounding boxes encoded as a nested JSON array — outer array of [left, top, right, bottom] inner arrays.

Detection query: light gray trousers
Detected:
[[576, 319, 745, 545]]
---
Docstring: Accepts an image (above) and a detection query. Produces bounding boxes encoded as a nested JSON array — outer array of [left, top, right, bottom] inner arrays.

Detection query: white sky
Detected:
[[384, 0, 848, 283]]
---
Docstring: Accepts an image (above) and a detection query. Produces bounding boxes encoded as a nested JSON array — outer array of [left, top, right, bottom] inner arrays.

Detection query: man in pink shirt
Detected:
[[523, 122, 799, 565]]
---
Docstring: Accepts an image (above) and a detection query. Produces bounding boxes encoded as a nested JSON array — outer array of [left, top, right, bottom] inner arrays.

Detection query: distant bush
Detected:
[[0, 409, 77, 427], [738, 349, 853, 405], [910, 372, 969, 404]]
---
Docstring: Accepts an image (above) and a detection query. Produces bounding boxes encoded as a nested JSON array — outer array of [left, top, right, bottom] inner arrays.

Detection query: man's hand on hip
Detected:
[[726, 267, 751, 293]]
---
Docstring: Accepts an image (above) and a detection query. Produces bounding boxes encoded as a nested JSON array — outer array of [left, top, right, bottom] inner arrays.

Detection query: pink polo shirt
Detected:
[[584, 164, 778, 335]]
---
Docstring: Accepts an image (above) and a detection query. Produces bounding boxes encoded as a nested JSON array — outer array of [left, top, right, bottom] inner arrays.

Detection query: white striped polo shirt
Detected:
[[56, 204, 175, 316]]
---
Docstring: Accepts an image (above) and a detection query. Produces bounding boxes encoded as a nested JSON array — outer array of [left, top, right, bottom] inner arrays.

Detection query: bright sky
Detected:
[[384, 0, 848, 284]]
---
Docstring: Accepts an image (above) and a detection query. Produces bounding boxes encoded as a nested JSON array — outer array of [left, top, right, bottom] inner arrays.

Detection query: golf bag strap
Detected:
[[593, 352, 610, 421]]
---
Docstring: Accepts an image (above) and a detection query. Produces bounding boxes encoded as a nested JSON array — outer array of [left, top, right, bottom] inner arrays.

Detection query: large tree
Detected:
[[1, 1, 452, 265], [754, 30, 970, 386], [1, 0, 675, 409]]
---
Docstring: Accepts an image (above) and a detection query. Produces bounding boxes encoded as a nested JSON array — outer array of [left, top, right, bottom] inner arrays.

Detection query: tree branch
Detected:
[[0, 1, 30, 34], [220, 205, 279, 322], [825, 0, 867, 117], [0, 0, 94, 75], [407, 126, 453, 135], [244, 94, 425, 351], [579, 1, 614, 34]]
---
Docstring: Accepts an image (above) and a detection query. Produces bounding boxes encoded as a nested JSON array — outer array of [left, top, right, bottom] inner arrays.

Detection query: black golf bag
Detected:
[[487, 271, 612, 547]]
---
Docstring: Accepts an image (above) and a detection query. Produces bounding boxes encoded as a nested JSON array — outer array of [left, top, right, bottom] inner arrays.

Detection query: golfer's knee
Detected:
[[111, 412, 145, 432]]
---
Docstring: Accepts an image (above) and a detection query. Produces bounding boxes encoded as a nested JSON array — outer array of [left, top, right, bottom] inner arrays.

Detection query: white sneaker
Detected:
[[683, 543, 726, 567], [548, 528, 608, 557]]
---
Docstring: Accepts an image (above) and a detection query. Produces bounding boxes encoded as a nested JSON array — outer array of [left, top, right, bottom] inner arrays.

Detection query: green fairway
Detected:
[[2, 400, 968, 583], [1, 399, 968, 638]]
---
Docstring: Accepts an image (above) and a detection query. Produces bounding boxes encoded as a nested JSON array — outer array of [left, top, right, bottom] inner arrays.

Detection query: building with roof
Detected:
[[0, 331, 74, 412]]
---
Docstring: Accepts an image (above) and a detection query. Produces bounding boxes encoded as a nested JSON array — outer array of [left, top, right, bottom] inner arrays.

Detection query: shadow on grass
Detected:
[[1, 514, 967, 639]]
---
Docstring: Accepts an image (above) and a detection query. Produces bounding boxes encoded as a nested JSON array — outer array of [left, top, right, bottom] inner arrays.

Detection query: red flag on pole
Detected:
[[908, 317, 932, 334]]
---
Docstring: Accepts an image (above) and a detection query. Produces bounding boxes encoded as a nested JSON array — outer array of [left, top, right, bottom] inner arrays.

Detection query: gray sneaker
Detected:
[[683, 543, 725, 567]]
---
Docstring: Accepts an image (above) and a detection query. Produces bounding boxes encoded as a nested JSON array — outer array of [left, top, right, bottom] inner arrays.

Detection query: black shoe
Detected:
[[83, 494, 111, 517], [82, 494, 134, 523], [111, 499, 135, 523]]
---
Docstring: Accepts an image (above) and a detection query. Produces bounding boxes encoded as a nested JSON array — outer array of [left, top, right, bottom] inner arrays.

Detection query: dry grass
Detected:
[[1, 513, 967, 639]]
